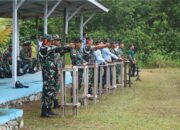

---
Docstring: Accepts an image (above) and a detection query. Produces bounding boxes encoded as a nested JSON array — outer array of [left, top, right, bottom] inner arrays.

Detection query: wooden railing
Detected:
[[59, 61, 131, 117]]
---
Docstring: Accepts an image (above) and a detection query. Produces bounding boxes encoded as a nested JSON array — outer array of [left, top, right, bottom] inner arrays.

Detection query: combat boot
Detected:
[[48, 106, 57, 115], [41, 106, 52, 118]]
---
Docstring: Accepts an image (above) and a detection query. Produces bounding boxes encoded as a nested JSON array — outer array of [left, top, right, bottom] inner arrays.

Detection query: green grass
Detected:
[[65, 53, 72, 65], [20, 68, 180, 130]]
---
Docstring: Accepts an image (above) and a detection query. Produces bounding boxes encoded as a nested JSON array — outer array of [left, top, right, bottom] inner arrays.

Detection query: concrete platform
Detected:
[[0, 108, 23, 125], [0, 71, 72, 105]]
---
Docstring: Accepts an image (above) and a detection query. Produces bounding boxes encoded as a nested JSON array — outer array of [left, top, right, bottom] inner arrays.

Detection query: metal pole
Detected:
[[64, 8, 68, 36], [17, 17, 20, 57], [80, 14, 83, 39], [63, 8, 68, 64], [35, 17, 40, 70], [44, 0, 48, 34], [12, 0, 18, 87]]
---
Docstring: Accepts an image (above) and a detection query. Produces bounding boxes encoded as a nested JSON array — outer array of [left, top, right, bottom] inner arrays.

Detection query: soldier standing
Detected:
[[128, 44, 136, 76], [3, 45, 12, 77], [51, 34, 63, 109], [70, 38, 87, 91], [39, 35, 72, 118], [110, 42, 123, 83], [83, 37, 108, 94]]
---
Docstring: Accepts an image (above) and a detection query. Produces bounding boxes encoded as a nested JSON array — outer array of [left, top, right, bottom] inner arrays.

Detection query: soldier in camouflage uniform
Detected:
[[39, 35, 72, 118], [0, 52, 5, 78], [20, 41, 37, 73], [3, 45, 12, 77], [110, 42, 124, 83], [51, 35, 63, 109], [70, 38, 87, 91], [83, 37, 109, 94]]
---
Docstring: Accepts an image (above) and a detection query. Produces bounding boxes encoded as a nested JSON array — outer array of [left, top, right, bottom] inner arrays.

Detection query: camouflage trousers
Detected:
[[41, 68, 57, 107], [88, 68, 94, 84], [78, 68, 83, 90]]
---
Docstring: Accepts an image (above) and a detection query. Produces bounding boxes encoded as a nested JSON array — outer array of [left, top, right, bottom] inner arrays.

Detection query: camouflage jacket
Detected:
[[83, 46, 96, 65], [3, 49, 12, 65], [110, 48, 124, 58], [20, 47, 31, 60], [70, 48, 86, 66], [39, 45, 71, 70]]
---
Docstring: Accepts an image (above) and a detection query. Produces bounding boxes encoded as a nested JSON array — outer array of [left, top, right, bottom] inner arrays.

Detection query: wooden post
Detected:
[[127, 62, 131, 87], [73, 66, 78, 116], [93, 64, 98, 104], [83, 66, 88, 106], [60, 70, 65, 117], [106, 64, 110, 93], [99, 65, 103, 97], [124, 62, 127, 87], [112, 63, 116, 94], [121, 62, 125, 88]]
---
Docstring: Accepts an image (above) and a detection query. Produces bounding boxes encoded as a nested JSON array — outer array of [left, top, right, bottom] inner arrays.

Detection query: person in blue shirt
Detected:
[[101, 40, 119, 88], [128, 44, 136, 76], [94, 41, 106, 88], [94, 41, 106, 64]]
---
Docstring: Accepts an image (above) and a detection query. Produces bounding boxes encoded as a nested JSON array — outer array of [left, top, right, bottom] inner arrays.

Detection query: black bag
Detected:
[[15, 81, 29, 88]]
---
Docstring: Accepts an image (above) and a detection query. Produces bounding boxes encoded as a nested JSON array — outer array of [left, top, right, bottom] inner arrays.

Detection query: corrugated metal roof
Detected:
[[0, 0, 109, 18]]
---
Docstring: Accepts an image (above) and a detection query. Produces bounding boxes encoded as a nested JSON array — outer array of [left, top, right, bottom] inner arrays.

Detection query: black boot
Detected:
[[41, 106, 52, 118], [53, 99, 60, 109], [48, 106, 57, 116]]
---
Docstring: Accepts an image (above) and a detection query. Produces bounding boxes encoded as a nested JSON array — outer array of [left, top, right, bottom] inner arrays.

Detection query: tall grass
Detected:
[[137, 51, 180, 68]]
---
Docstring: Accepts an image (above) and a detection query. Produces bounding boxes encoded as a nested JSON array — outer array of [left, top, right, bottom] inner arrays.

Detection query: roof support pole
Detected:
[[63, 7, 69, 64], [80, 14, 83, 39], [12, 0, 25, 87], [67, 6, 82, 21], [17, 18, 20, 57], [64, 8, 69, 35], [17, 0, 25, 9], [83, 13, 95, 27], [44, 0, 62, 34], [12, 0, 18, 87], [47, 0, 62, 18], [44, 0, 48, 34]]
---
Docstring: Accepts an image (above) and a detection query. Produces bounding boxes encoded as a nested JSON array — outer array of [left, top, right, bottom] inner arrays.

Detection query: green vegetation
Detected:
[[0, 18, 11, 53], [20, 68, 180, 130], [0, 0, 180, 67]]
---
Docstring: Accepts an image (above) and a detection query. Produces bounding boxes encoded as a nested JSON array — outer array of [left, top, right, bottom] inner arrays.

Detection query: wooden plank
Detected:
[[60, 70, 65, 117], [93, 64, 98, 104]]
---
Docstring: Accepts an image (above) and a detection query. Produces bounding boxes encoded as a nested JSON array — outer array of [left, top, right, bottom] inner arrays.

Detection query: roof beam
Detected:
[[67, 6, 82, 21], [44, 0, 48, 34], [17, 0, 25, 10], [87, 0, 109, 12], [47, 0, 62, 18], [83, 13, 95, 27]]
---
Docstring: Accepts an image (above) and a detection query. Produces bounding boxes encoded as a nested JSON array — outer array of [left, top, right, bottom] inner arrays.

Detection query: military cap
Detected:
[[42, 34, 53, 41], [52, 34, 61, 40], [74, 38, 82, 44], [24, 40, 31, 45]]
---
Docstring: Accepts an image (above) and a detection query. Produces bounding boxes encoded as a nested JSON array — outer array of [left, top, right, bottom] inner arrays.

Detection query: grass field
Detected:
[[20, 68, 180, 130]]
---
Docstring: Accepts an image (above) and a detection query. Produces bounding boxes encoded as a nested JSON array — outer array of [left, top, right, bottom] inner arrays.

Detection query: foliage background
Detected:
[[0, 0, 179, 67]]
